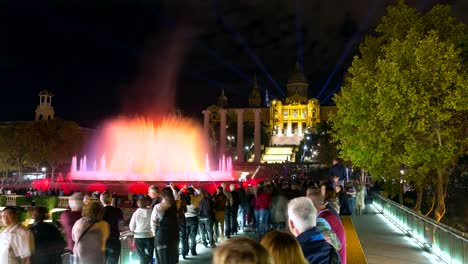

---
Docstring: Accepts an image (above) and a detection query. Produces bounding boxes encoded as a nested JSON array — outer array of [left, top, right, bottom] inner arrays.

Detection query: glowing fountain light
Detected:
[[71, 116, 235, 182]]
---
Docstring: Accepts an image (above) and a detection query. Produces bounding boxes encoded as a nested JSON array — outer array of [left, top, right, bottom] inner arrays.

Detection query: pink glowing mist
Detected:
[[90, 116, 208, 175], [70, 27, 235, 182], [121, 28, 191, 118]]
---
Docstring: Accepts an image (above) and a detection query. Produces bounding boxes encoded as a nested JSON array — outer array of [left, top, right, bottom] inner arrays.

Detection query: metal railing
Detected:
[[373, 195, 467, 264]]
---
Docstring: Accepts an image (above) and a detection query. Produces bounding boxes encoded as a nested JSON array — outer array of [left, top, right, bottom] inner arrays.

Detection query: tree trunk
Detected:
[[398, 181, 404, 204], [413, 184, 423, 214], [425, 194, 435, 217], [434, 170, 446, 222]]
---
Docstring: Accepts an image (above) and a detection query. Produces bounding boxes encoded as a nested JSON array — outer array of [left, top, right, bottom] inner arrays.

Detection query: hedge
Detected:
[[34, 196, 59, 210]]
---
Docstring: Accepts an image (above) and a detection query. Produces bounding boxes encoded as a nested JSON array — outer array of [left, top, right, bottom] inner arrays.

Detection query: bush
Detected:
[[15, 196, 32, 207], [34, 196, 58, 211], [0, 196, 6, 206], [51, 210, 66, 226]]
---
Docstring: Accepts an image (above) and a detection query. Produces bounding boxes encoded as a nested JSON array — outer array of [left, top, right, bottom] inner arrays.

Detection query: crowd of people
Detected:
[[0, 187, 70, 197], [0, 191, 124, 264], [0, 158, 368, 264]]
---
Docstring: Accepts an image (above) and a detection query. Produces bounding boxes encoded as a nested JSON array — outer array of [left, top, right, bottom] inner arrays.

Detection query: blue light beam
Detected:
[[209, 0, 285, 97], [317, 0, 380, 99]]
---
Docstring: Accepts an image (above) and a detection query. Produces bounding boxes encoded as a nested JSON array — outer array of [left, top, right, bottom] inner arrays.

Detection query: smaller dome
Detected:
[[288, 62, 307, 84]]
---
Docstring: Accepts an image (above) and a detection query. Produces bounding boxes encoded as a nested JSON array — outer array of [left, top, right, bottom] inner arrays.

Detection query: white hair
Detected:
[[288, 197, 317, 234], [69, 192, 84, 211], [229, 184, 236, 191]]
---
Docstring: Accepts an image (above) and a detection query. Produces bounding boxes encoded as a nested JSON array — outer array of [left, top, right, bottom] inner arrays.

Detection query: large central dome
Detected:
[[288, 62, 308, 84]]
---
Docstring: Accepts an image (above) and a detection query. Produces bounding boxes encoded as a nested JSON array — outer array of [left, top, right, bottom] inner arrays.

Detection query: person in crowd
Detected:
[[229, 184, 240, 235], [246, 185, 256, 229], [175, 186, 187, 259], [330, 159, 346, 186], [260, 230, 308, 264], [335, 185, 352, 216], [345, 182, 356, 214], [148, 185, 161, 209], [28, 206, 64, 264], [221, 183, 233, 239], [151, 188, 179, 264], [212, 186, 228, 242], [129, 197, 154, 264], [325, 186, 340, 215], [198, 189, 215, 248], [318, 186, 340, 220], [100, 191, 124, 264], [180, 185, 203, 257], [72, 201, 110, 264], [0, 207, 34, 264], [287, 197, 340, 264], [213, 237, 272, 264], [307, 188, 346, 264], [254, 184, 272, 236], [60, 192, 84, 261], [237, 182, 247, 231], [355, 183, 367, 215], [270, 189, 288, 230]]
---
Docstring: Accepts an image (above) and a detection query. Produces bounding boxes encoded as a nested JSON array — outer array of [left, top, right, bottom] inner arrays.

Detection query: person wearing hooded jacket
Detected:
[[130, 196, 154, 264]]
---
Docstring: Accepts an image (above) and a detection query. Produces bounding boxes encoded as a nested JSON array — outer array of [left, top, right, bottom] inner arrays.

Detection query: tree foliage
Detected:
[[0, 119, 87, 181], [331, 1, 468, 221]]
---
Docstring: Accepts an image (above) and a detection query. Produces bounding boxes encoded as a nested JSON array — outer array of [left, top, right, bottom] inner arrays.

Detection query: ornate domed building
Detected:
[[269, 62, 321, 145], [202, 61, 335, 163]]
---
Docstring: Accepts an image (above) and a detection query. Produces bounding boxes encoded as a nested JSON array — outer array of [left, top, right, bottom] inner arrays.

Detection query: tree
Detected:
[[331, 1, 468, 221]]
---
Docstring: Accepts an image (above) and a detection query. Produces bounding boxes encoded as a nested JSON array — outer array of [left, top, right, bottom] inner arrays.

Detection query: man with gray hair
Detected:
[[148, 185, 161, 209], [288, 197, 340, 264], [307, 187, 346, 264]]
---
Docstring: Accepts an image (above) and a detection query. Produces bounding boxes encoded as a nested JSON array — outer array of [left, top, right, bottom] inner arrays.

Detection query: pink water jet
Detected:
[[71, 116, 234, 182]]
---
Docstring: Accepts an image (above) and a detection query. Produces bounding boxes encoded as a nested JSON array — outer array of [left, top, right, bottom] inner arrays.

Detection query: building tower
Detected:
[[286, 61, 309, 104], [248, 74, 262, 107], [35, 90, 55, 121], [217, 88, 228, 108]]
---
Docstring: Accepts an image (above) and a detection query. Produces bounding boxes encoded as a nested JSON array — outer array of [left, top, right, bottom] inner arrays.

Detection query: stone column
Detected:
[[253, 108, 261, 163], [298, 122, 303, 136], [202, 110, 210, 140], [235, 109, 244, 162], [287, 120, 292, 136], [219, 109, 227, 157]]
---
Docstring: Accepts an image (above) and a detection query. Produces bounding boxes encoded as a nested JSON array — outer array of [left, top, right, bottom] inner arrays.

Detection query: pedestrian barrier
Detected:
[[373, 195, 467, 264]]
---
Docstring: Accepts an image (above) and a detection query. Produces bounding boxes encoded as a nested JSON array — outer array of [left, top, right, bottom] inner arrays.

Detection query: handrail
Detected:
[[373, 194, 467, 264], [375, 195, 467, 241]]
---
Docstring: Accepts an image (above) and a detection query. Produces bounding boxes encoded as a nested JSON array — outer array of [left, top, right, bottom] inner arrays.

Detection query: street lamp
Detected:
[[41, 167, 46, 172]]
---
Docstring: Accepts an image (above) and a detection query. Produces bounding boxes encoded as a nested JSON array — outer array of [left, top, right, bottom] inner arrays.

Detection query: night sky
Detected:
[[3, 0, 468, 127]]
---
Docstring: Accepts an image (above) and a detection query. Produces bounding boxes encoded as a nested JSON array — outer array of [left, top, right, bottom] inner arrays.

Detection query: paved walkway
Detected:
[[352, 204, 437, 264], [178, 231, 258, 264]]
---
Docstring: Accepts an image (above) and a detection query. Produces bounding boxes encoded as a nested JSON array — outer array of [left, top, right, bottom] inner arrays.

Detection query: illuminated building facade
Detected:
[[202, 61, 335, 162]]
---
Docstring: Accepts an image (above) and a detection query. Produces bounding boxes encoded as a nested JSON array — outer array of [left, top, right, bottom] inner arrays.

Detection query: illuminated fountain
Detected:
[[71, 117, 234, 182]]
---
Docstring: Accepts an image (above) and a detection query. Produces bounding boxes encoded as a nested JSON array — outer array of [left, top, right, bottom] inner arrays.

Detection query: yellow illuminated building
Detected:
[[269, 62, 321, 145], [204, 61, 333, 149]]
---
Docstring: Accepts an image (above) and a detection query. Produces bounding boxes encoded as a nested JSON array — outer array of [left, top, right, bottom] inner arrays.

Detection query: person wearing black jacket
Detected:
[[29, 206, 65, 264], [229, 184, 240, 235], [100, 191, 124, 264]]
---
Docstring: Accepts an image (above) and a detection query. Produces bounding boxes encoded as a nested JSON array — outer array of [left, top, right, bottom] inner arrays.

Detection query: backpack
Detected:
[[231, 191, 240, 207], [329, 246, 341, 264], [199, 197, 212, 218]]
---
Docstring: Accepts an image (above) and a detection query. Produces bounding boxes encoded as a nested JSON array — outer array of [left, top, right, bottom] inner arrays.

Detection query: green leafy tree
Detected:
[[331, 1, 467, 221]]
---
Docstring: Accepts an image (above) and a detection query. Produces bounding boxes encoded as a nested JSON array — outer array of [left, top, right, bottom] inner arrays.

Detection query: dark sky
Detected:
[[2, 0, 467, 127]]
